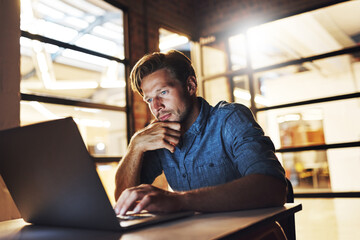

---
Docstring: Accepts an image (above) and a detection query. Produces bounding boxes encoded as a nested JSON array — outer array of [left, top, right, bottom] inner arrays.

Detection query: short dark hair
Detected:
[[130, 50, 196, 96]]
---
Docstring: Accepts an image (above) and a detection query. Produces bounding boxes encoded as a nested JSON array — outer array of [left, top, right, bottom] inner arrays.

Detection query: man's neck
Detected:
[[181, 97, 200, 134]]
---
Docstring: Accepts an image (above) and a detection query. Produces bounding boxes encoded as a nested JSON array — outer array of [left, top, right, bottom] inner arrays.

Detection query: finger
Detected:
[[133, 194, 153, 213], [163, 134, 180, 145], [120, 190, 148, 215], [162, 122, 181, 131], [115, 188, 144, 216], [163, 128, 181, 138], [114, 188, 132, 215]]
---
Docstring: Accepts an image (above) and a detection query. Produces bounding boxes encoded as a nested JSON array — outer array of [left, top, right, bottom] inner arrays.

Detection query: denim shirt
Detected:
[[140, 97, 285, 191]]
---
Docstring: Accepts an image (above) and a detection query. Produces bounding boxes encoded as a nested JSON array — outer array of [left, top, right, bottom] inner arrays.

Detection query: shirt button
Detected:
[[182, 173, 186, 178], [209, 163, 214, 167]]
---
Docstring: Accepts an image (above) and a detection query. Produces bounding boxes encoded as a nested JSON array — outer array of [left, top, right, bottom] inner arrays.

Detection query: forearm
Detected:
[[180, 174, 287, 212], [114, 144, 143, 200]]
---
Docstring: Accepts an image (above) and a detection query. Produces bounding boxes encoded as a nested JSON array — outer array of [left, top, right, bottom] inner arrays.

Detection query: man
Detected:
[[114, 50, 286, 216]]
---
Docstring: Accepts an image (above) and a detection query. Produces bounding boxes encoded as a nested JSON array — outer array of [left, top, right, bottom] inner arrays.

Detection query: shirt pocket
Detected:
[[193, 153, 240, 188], [162, 165, 191, 191]]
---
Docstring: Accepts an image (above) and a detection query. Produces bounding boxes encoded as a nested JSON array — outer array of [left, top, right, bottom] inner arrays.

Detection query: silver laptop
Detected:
[[0, 117, 194, 231]]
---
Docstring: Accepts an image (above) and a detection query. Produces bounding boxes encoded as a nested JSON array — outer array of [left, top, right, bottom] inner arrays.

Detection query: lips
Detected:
[[159, 113, 171, 121]]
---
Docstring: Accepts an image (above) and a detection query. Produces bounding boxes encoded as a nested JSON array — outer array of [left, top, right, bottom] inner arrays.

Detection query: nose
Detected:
[[152, 96, 164, 112]]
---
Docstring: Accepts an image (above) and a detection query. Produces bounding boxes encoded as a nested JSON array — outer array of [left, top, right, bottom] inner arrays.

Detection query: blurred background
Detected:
[[1, 0, 360, 239]]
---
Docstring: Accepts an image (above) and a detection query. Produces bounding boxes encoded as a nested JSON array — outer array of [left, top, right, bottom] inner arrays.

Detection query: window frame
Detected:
[[199, 1, 360, 197], [20, 0, 130, 163]]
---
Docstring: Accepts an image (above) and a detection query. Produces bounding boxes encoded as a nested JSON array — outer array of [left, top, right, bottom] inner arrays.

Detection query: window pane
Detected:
[[228, 33, 247, 70], [257, 98, 360, 149], [20, 101, 127, 157], [20, 0, 124, 59], [279, 147, 360, 193], [96, 162, 118, 205], [233, 75, 251, 108], [280, 150, 331, 192], [327, 148, 360, 192], [20, 39, 126, 107], [204, 77, 231, 106], [253, 55, 360, 108], [201, 41, 228, 76], [159, 28, 190, 53], [247, 1, 360, 69]]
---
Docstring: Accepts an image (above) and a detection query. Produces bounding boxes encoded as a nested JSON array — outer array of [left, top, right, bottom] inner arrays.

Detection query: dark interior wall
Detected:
[[0, 0, 21, 221], [195, 0, 348, 38]]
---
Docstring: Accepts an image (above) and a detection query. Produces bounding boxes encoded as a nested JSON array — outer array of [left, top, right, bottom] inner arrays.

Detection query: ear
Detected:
[[186, 76, 197, 95]]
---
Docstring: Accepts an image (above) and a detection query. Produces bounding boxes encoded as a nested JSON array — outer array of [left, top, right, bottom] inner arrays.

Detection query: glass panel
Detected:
[[327, 148, 360, 192], [201, 41, 228, 76], [20, 39, 126, 107], [159, 28, 190, 53], [204, 77, 231, 106], [233, 75, 251, 108], [253, 55, 360, 108], [280, 150, 331, 192], [247, 1, 360, 69], [20, 0, 124, 59], [279, 147, 360, 193], [96, 162, 118, 205], [257, 98, 360, 149], [228, 33, 247, 70], [20, 101, 127, 157]]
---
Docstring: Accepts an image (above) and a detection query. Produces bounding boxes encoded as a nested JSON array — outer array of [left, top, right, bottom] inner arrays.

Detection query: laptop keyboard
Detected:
[[117, 212, 156, 221]]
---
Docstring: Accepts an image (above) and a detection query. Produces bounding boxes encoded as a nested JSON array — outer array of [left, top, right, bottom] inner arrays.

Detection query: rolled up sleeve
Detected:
[[222, 105, 286, 184]]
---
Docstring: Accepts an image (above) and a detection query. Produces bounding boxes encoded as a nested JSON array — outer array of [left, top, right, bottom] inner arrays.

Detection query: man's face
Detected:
[[141, 68, 192, 123]]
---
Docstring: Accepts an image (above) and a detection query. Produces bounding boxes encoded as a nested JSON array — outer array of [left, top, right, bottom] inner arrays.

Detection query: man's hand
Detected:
[[114, 184, 184, 216], [114, 121, 181, 200], [132, 121, 181, 153]]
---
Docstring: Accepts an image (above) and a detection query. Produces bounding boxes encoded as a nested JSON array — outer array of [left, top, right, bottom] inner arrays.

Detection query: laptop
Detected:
[[0, 117, 194, 231]]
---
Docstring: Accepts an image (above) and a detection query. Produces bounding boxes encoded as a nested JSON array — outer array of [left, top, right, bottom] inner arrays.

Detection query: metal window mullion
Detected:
[[21, 93, 126, 112], [21, 30, 128, 64], [224, 38, 235, 103], [244, 32, 257, 115]]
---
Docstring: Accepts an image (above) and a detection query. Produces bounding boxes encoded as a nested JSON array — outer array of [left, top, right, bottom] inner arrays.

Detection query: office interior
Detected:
[[0, 0, 359, 239]]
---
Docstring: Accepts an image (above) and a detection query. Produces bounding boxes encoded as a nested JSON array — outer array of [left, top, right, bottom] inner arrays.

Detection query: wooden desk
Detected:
[[0, 203, 301, 240]]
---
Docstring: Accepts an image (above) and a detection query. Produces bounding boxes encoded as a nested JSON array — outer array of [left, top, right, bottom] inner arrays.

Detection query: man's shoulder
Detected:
[[208, 100, 257, 127], [212, 100, 251, 117]]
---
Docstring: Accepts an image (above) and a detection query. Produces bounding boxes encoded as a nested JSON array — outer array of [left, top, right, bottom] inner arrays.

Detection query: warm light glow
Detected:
[[74, 118, 111, 128], [277, 114, 301, 123], [234, 89, 251, 100], [96, 142, 106, 151], [74, 107, 102, 113], [233, 89, 269, 106], [22, 101, 59, 120], [159, 32, 189, 51], [47, 81, 99, 90], [100, 80, 126, 88]]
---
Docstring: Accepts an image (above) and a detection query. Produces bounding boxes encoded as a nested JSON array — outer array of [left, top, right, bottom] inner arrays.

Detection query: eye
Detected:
[[146, 98, 153, 103], [160, 90, 168, 95]]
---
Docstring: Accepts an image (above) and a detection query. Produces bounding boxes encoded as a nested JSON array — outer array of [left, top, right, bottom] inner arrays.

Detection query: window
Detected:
[[20, 0, 128, 160], [199, 1, 360, 194], [159, 28, 190, 53]]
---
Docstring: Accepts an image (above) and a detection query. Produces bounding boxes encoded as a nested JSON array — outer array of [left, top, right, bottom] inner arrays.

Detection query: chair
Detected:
[[278, 178, 296, 240], [236, 178, 296, 240], [238, 220, 287, 240]]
